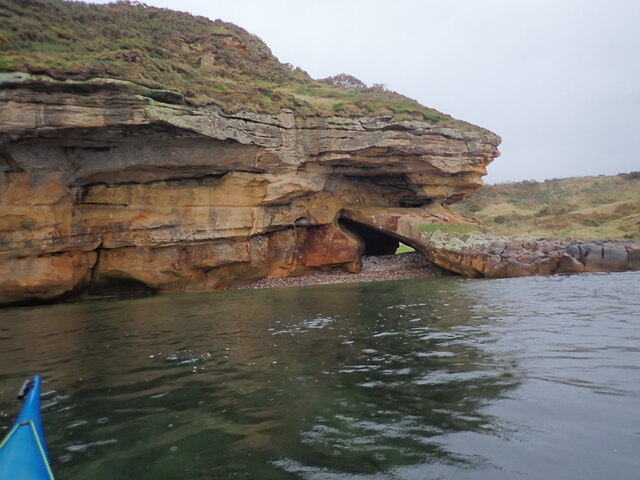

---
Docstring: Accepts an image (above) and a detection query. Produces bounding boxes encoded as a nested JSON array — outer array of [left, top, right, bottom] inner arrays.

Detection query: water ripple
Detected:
[[0, 271, 638, 479]]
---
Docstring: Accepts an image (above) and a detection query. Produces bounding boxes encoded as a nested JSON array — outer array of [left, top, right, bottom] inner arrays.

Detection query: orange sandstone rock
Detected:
[[0, 76, 532, 305]]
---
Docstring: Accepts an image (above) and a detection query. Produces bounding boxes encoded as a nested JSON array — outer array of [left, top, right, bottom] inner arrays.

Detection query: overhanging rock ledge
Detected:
[[2, 77, 637, 306], [0, 74, 510, 305]]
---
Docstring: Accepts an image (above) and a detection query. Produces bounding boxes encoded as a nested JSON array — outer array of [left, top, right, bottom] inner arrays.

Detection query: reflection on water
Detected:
[[0, 272, 639, 479]]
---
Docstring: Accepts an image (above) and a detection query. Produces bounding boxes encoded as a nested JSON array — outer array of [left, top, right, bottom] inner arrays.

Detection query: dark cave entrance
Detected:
[[338, 217, 403, 256], [86, 276, 157, 298]]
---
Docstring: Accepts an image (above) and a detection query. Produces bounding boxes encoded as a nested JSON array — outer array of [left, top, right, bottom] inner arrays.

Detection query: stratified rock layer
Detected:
[[0, 75, 500, 304], [5, 75, 635, 306]]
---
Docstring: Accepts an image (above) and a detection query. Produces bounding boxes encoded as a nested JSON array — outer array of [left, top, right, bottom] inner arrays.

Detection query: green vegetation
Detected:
[[420, 224, 479, 234], [453, 173, 640, 240], [0, 0, 483, 128], [395, 243, 416, 254]]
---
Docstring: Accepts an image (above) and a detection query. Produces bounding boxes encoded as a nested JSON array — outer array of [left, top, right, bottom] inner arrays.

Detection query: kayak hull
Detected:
[[0, 376, 55, 480]]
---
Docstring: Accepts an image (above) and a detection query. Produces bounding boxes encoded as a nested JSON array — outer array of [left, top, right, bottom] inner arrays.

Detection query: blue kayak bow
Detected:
[[0, 376, 55, 480]]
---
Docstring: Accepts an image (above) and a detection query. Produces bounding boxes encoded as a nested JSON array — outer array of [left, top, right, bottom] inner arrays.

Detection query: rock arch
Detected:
[[336, 209, 428, 257]]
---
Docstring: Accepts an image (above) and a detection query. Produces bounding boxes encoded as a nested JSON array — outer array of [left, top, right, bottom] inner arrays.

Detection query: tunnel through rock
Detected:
[[338, 217, 401, 256]]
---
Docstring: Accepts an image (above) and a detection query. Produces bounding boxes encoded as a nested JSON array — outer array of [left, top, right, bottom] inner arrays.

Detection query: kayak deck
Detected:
[[0, 376, 55, 480]]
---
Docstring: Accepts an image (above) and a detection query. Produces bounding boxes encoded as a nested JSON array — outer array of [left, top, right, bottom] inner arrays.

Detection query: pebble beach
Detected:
[[236, 252, 446, 290]]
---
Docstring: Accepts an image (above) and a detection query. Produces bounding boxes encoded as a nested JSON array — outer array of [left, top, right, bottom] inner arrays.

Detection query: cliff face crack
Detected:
[[0, 146, 24, 172], [79, 202, 129, 207], [219, 113, 294, 130], [381, 124, 414, 132], [77, 172, 227, 190]]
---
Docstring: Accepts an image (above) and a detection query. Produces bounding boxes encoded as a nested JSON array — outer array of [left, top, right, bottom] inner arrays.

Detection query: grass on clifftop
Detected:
[[453, 173, 640, 240], [420, 224, 479, 234], [0, 0, 480, 129]]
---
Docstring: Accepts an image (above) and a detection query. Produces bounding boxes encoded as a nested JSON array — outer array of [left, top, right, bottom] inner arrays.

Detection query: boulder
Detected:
[[563, 244, 630, 272]]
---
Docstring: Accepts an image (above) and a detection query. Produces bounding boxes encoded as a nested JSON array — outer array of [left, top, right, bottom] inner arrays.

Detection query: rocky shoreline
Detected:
[[234, 235, 640, 291], [418, 232, 640, 278], [236, 253, 446, 290]]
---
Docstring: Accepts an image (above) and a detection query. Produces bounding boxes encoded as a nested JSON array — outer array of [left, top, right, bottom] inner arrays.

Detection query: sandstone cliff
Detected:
[[0, 73, 501, 305], [4, 1, 639, 306], [1, 0, 509, 305]]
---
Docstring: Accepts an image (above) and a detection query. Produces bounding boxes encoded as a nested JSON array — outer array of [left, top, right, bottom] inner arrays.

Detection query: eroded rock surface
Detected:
[[0, 75, 500, 305], [338, 209, 640, 279], [417, 232, 640, 278], [5, 75, 634, 306]]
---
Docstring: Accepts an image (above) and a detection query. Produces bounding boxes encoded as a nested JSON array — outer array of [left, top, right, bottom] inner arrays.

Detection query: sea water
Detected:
[[1, 271, 639, 479]]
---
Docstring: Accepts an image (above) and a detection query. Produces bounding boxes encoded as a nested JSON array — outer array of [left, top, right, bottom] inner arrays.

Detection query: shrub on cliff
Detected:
[[319, 73, 368, 89]]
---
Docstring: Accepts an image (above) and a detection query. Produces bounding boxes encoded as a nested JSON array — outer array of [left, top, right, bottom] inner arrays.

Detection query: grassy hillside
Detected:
[[453, 173, 640, 240], [0, 0, 482, 130]]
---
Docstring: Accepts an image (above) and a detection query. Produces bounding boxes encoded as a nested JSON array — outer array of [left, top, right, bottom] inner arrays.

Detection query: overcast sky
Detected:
[[88, 0, 640, 183]]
